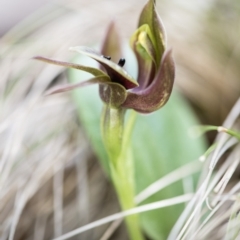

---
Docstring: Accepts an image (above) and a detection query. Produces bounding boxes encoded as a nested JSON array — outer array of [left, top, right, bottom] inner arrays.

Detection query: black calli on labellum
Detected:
[[33, 0, 175, 113]]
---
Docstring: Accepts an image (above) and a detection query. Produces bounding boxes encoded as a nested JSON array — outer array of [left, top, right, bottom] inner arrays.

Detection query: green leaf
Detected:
[[68, 47, 206, 239], [132, 92, 206, 240]]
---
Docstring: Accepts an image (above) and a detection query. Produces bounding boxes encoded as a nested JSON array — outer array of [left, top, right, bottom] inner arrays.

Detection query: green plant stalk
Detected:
[[101, 105, 126, 165], [101, 106, 144, 240]]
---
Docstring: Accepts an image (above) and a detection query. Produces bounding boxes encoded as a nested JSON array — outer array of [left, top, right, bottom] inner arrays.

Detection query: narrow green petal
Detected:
[[130, 24, 156, 65], [138, 0, 166, 65], [45, 75, 110, 95], [33, 56, 106, 77], [130, 24, 156, 89], [70, 46, 138, 89], [122, 49, 175, 113]]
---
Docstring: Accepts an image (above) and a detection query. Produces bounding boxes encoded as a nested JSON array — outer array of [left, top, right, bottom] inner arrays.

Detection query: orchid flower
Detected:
[[34, 1, 175, 239], [34, 0, 174, 114]]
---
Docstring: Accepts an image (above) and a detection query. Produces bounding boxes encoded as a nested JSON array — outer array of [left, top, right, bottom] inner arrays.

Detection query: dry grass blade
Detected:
[[53, 194, 193, 240], [170, 98, 240, 240]]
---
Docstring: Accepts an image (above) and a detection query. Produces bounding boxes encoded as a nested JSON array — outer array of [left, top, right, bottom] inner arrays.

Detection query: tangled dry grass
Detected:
[[0, 0, 239, 239]]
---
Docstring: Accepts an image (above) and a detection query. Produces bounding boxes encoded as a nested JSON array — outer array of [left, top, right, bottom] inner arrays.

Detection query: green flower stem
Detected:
[[101, 106, 144, 240], [101, 105, 126, 164]]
